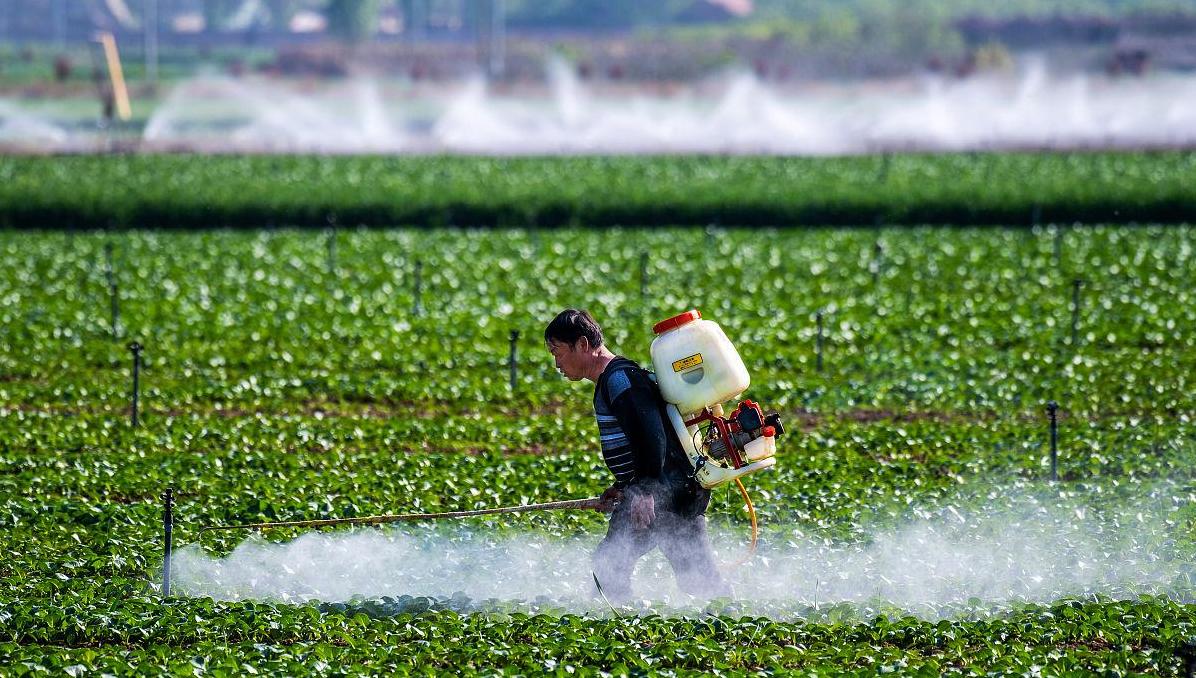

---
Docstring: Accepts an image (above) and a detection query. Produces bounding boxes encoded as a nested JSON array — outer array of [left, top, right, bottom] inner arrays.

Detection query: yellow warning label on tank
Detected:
[[672, 353, 703, 372]]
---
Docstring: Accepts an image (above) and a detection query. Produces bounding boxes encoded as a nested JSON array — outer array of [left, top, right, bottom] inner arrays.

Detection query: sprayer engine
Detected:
[[677, 400, 784, 488], [701, 400, 786, 463]]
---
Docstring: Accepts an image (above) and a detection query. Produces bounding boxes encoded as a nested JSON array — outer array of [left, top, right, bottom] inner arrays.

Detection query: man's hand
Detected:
[[595, 485, 622, 513], [628, 492, 655, 530]]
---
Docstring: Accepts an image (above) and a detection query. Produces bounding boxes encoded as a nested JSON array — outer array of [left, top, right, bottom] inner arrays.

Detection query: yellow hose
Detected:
[[727, 477, 758, 567]]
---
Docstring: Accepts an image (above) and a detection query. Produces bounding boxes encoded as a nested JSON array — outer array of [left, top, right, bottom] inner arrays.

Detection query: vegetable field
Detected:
[[2, 225, 1195, 675], [2, 152, 1196, 229]]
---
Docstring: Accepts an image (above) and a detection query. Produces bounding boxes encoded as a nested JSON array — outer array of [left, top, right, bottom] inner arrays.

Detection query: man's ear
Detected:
[[575, 336, 590, 353]]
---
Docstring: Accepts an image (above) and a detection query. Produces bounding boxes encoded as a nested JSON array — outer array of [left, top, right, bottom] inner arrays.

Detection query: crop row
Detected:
[[2, 153, 1195, 228], [2, 227, 1193, 417], [2, 596, 1194, 675]]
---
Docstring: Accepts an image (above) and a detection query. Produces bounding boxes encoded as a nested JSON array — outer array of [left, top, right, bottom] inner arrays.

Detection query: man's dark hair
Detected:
[[545, 309, 604, 348]]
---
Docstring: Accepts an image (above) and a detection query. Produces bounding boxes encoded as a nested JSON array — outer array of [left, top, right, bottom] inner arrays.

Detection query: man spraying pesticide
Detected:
[[202, 308, 781, 608], [546, 308, 784, 604]]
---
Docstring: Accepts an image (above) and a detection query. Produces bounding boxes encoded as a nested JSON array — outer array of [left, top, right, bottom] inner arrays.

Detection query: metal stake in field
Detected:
[[104, 242, 115, 288], [129, 342, 143, 427], [105, 243, 120, 337], [109, 282, 121, 338], [413, 259, 424, 316], [162, 487, 174, 598], [871, 240, 884, 287], [325, 221, 337, 276], [508, 329, 519, 391], [1070, 278, 1083, 348], [815, 310, 824, 372], [1047, 400, 1059, 482]]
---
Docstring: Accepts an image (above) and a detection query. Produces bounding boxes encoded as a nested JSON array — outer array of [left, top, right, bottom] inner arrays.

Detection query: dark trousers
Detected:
[[592, 500, 731, 603]]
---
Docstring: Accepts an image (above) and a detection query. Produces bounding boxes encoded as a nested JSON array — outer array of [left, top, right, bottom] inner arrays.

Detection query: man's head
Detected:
[[545, 309, 605, 381]]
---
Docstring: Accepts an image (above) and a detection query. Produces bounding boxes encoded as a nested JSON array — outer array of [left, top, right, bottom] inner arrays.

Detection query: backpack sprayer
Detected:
[[650, 309, 783, 490], [649, 309, 783, 559]]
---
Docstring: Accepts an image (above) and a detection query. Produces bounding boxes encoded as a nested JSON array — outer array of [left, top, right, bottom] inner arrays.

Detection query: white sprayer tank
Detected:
[[650, 310, 749, 416]]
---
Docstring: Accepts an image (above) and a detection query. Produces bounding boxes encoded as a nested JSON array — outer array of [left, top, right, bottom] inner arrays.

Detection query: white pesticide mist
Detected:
[[173, 483, 1195, 619]]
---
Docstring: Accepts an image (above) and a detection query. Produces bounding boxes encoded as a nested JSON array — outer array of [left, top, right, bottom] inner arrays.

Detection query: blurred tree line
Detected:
[[505, 0, 1195, 30], [192, 0, 1196, 53]]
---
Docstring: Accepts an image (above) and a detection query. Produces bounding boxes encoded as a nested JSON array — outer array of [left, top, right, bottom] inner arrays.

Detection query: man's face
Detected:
[[547, 338, 587, 381]]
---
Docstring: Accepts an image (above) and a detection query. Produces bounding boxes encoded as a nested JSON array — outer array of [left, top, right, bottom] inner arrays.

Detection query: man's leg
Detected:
[[592, 504, 653, 604], [654, 511, 732, 600]]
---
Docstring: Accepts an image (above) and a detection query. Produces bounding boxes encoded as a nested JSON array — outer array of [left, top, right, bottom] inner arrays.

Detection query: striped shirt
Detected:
[[592, 356, 710, 515], [594, 358, 639, 485]]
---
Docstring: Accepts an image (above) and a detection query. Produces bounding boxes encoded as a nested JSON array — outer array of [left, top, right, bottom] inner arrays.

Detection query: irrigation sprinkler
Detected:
[[1070, 278, 1083, 348], [104, 242, 115, 289], [109, 282, 121, 338], [508, 329, 519, 391], [104, 243, 120, 337], [1047, 400, 1059, 482], [162, 487, 173, 598], [201, 496, 603, 532], [325, 223, 337, 276], [871, 240, 884, 287], [128, 342, 142, 427], [1052, 225, 1063, 267], [413, 259, 424, 316], [815, 311, 824, 372], [877, 153, 891, 182]]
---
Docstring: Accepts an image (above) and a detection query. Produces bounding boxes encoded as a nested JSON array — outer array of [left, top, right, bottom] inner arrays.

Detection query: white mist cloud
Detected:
[[173, 485, 1194, 618]]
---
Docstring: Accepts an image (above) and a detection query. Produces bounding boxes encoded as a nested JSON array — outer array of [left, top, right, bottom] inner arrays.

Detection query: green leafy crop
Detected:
[[1, 225, 1194, 675], [1, 152, 1194, 228]]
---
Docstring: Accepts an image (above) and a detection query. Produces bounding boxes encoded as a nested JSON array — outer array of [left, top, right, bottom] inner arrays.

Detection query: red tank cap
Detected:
[[763, 426, 776, 437], [653, 309, 701, 335]]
